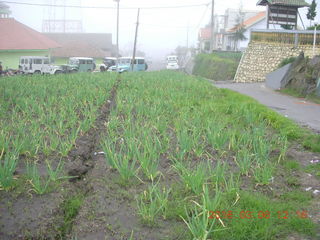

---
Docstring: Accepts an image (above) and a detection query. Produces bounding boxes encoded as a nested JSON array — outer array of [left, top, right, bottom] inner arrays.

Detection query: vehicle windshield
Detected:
[[105, 59, 116, 64], [69, 59, 79, 65], [119, 58, 145, 65], [119, 59, 131, 65]]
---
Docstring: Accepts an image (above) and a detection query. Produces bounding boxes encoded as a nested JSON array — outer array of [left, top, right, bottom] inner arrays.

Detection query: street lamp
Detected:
[[313, 21, 318, 57], [114, 0, 120, 70]]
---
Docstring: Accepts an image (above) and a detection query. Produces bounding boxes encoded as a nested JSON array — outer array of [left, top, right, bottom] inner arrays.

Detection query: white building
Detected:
[[224, 11, 267, 51], [198, 9, 267, 52]]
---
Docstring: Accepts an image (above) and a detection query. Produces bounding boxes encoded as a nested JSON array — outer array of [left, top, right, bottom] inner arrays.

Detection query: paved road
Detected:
[[215, 82, 320, 132]]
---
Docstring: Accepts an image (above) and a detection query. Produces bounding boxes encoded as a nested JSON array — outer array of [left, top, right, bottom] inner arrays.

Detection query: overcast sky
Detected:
[[5, 0, 319, 59]]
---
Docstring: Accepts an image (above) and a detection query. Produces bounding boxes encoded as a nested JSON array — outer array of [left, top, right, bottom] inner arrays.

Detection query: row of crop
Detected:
[[98, 72, 309, 239], [0, 73, 117, 191]]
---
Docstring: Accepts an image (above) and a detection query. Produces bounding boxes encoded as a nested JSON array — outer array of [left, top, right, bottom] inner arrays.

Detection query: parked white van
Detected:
[[19, 56, 61, 75], [166, 55, 179, 70]]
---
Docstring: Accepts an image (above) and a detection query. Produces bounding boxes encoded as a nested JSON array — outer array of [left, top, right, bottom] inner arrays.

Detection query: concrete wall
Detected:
[[0, 50, 49, 69], [234, 42, 320, 82]]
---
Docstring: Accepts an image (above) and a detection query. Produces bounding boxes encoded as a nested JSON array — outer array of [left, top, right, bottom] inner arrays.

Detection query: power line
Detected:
[[140, 23, 190, 29], [2, 1, 211, 10]]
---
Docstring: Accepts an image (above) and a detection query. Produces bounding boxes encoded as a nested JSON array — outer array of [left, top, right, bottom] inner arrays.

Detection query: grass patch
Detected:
[[280, 88, 320, 104], [193, 53, 241, 80], [219, 88, 320, 152], [58, 193, 85, 237], [212, 191, 316, 239], [305, 163, 320, 179], [281, 190, 312, 203], [283, 160, 301, 171]]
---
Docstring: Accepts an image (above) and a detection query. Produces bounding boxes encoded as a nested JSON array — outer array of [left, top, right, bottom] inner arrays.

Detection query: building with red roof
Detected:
[[224, 11, 266, 50], [198, 9, 267, 52], [0, 18, 60, 69]]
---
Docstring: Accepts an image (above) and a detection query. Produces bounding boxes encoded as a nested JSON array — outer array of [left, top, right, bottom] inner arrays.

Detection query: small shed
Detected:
[[257, 0, 309, 29]]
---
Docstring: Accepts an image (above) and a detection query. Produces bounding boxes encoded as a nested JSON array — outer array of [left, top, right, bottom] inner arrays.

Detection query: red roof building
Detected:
[[0, 18, 60, 68], [227, 12, 266, 33]]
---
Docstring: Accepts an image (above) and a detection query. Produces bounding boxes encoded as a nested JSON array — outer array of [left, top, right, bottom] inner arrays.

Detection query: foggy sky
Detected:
[[6, 0, 319, 60]]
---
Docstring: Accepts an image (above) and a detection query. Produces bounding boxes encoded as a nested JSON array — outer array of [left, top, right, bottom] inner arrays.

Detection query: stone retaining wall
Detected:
[[235, 42, 320, 83]]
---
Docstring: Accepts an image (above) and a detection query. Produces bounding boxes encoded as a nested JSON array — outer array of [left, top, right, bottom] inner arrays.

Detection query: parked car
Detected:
[[167, 55, 179, 63], [19, 56, 61, 74], [166, 61, 180, 70], [100, 57, 117, 72], [166, 55, 180, 70], [68, 57, 96, 72], [108, 57, 148, 73]]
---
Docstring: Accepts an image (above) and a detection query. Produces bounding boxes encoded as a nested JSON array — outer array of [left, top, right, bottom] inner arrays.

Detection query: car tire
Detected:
[[100, 66, 105, 72]]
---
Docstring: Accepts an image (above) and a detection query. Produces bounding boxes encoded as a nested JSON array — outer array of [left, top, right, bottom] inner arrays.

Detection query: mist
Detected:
[[5, 0, 319, 61]]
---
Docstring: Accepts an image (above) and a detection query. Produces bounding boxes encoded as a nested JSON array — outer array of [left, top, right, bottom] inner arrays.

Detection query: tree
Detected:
[[281, 24, 294, 30], [307, 0, 317, 27], [231, 7, 247, 51]]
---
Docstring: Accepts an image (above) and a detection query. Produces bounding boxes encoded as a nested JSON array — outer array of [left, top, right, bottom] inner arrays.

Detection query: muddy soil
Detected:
[[0, 77, 120, 240], [1, 75, 319, 239]]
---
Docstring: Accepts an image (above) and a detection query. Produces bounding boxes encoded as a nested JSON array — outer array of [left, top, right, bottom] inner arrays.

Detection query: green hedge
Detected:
[[192, 53, 241, 80]]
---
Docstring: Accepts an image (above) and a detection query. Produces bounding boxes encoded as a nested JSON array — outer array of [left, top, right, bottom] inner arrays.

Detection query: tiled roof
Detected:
[[257, 0, 309, 7], [44, 33, 112, 51], [0, 18, 60, 50], [44, 33, 114, 58], [50, 41, 111, 58], [228, 11, 266, 33]]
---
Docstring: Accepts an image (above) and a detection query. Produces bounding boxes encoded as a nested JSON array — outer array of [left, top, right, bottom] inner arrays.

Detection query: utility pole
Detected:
[[63, 0, 66, 33], [131, 8, 140, 71], [210, 0, 215, 52], [313, 21, 318, 57], [187, 21, 190, 49], [114, 0, 120, 71]]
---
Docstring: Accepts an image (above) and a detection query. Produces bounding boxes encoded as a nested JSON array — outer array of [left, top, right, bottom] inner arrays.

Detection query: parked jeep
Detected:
[[107, 57, 148, 73], [68, 57, 96, 72], [19, 56, 61, 75], [100, 57, 117, 72]]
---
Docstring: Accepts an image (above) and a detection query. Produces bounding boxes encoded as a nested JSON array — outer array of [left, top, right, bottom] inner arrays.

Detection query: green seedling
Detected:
[[137, 134, 161, 181], [253, 162, 274, 186], [174, 160, 210, 195], [26, 162, 51, 195], [46, 159, 74, 182], [103, 140, 137, 185], [235, 149, 252, 176], [0, 150, 18, 191], [211, 161, 227, 186], [136, 182, 170, 226]]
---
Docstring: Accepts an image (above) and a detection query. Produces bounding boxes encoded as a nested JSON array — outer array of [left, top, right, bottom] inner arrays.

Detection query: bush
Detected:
[[278, 57, 296, 68], [192, 53, 241, 81]]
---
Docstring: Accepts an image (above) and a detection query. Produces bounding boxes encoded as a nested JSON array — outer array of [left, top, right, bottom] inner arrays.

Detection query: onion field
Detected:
[[0, 71, 319, 240]]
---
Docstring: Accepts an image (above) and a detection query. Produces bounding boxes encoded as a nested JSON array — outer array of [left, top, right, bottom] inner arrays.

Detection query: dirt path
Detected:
[[214, 82, 320, 132]]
